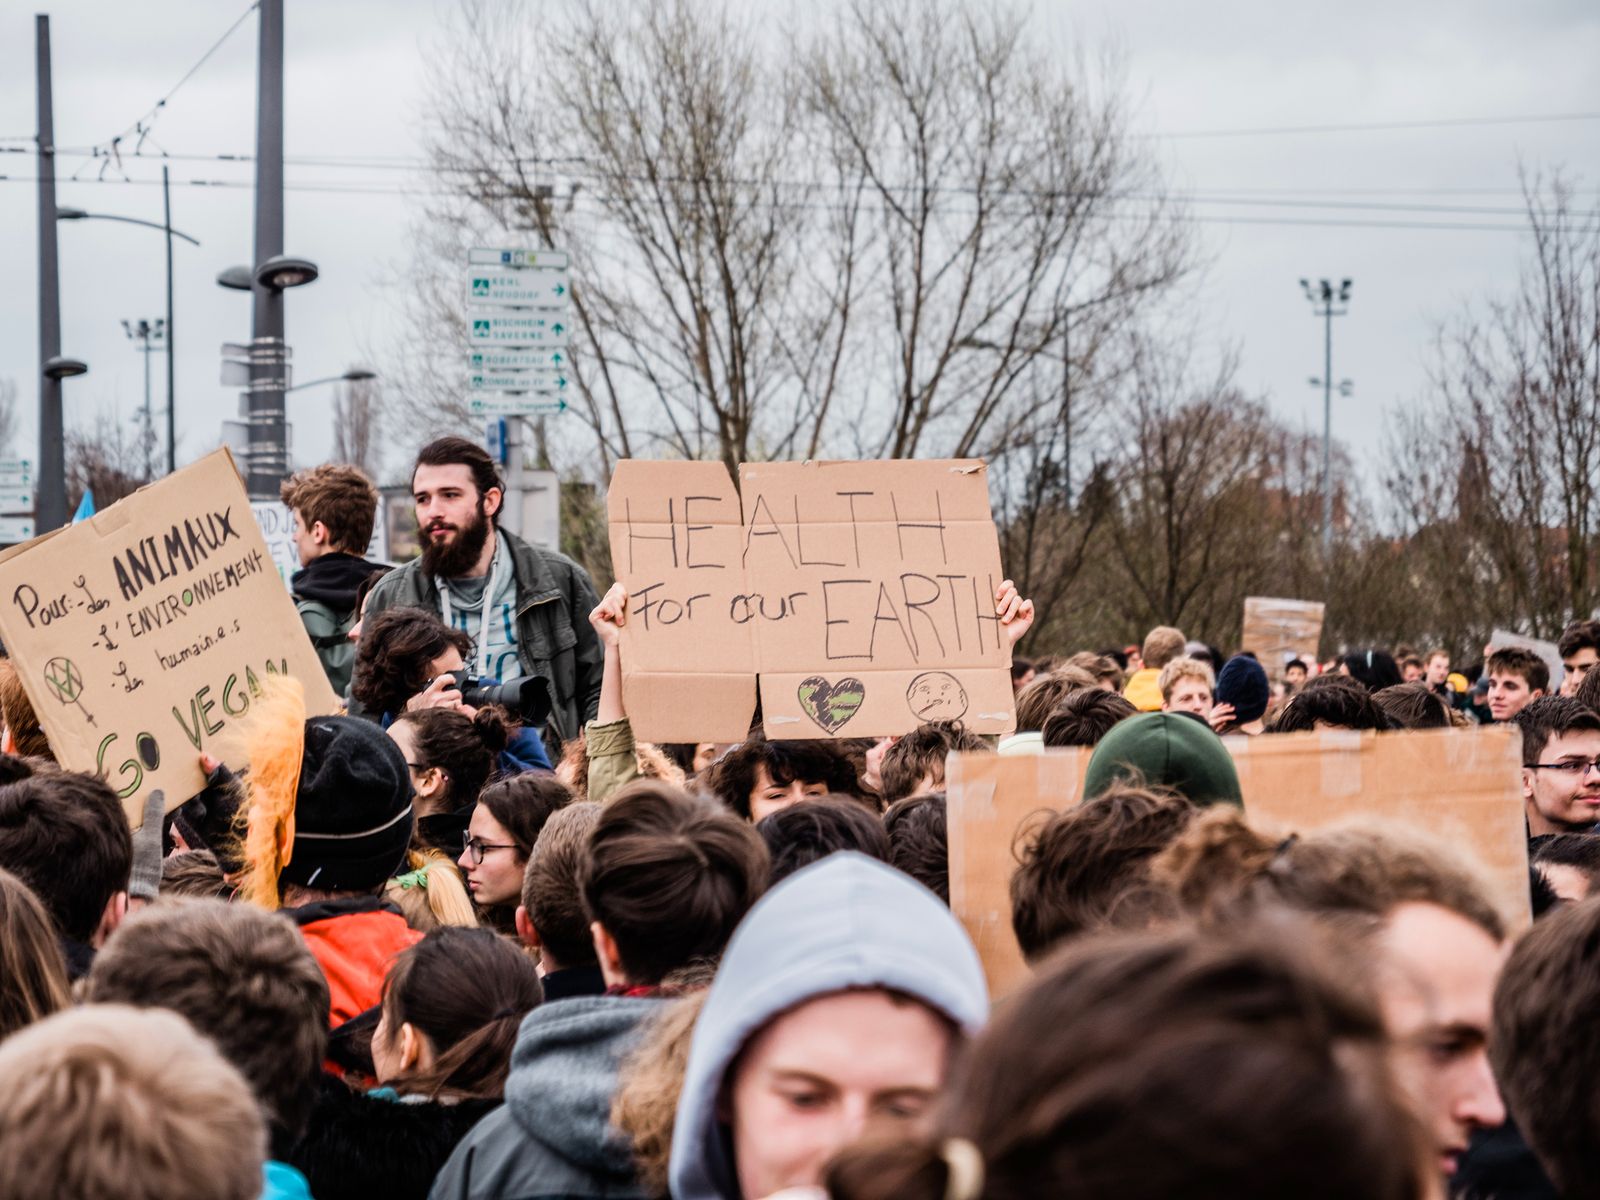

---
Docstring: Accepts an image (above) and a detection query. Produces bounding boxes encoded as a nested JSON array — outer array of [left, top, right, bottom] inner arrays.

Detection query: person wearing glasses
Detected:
[[458, 774, 574, 935], [1515, 696, 1600, 836]]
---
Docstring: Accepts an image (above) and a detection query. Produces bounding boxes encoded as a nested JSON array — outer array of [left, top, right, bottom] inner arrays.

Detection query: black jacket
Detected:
[[356, 528, 603, 753]]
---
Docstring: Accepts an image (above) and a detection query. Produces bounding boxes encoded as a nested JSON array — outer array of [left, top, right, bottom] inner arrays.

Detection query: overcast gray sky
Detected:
[[2, 0, 1597, 489]]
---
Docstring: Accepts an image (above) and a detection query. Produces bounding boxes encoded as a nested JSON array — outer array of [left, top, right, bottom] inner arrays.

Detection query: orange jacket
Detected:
[[287, 897, 422, 1028]]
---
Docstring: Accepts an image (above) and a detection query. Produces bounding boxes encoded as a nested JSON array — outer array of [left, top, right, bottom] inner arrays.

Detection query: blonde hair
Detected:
[[1158, 655, 1215, 703], [231, 678, 308, 911], [557, 730, 689, 803], [0, 867, 69, 1040], [613, 988, 712, 1197], [0, 658, 52, 761], [0, 1004, 265, 1200], [386, 850, 479, 931]]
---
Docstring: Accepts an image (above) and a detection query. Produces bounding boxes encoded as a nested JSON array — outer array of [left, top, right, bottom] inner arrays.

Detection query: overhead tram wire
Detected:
[[4, 171, 1595, 235]]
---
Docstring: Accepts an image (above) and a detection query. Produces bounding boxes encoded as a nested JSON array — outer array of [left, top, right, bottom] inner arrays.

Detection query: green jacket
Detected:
[[355, 527, 605, 752]]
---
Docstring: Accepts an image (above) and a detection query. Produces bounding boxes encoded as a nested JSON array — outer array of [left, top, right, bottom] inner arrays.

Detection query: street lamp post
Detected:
[[58, 197, 199, 476], [121, 319, 166, 480], [1299, 278, 1352, 559]]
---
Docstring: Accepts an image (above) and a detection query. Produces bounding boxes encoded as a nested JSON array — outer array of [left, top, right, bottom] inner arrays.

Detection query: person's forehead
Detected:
[[1565, 647, 1600, 663], [413, 463, 477, 492], [1543, 729, 1600, 757], [1379, 903, 1503, 1028]]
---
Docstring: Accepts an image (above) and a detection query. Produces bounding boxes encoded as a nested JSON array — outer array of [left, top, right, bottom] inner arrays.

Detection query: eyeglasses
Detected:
[[461, 833, 518, 865], [1530, 759, 1600, 777]]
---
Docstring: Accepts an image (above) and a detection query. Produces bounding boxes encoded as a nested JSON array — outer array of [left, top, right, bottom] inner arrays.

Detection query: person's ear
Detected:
[[399, 1022, 424, 1073], [93, 891, 129, 949], [1521, 766, 1537, 802], [515, 904, 542, 952], [311, 519, 332, 547], [591, 920, 626, 988], [482, 486, 503, 520], [419, 766, 447, 799]]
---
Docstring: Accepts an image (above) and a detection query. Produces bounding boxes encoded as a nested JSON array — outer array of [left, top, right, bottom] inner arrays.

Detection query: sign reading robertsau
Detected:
[[947, 724, 1530, 997], [606, 458, 1016, 742], [1240, 595, 1325, 680], [0, 450, 340, 825]]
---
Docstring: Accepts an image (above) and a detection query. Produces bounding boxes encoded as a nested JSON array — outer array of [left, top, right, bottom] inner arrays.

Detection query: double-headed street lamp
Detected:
[[1299, 277, 1353, 559], [58, 176, 200, 476]]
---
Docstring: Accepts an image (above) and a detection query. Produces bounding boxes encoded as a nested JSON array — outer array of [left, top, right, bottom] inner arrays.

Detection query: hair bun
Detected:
[[473, 705, 512, 755]]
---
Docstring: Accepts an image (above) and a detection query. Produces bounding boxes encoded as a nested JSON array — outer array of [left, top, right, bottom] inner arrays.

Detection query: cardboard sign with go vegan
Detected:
[[606, 458, 1017, 742], [0, 450, 339, 824]]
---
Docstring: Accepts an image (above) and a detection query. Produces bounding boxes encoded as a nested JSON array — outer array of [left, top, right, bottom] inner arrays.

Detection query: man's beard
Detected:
[[420, 499, 492, 579]]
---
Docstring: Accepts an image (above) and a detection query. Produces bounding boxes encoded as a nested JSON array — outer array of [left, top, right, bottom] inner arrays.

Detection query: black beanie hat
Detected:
[[1215, 655, 1272, 725], [279, 716, 414, 893]]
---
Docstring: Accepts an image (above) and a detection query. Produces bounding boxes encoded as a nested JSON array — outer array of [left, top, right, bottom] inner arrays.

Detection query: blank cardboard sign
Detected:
[[1240, 596, 1325, 679], [607, 458, 1016, 741], [947, 725, 1529, 998], [0, 450, 340, 824]]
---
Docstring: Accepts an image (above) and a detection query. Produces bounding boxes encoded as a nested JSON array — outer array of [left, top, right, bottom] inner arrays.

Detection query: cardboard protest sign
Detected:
[[947, 725, 1529, 997], [607, 459, 1016, 741], [0, 450, 341, 823], [1241, 596, 1325, 679]]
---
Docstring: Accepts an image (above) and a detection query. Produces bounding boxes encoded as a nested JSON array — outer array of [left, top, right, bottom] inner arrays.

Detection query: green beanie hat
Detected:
[[1083, 712, 1243, 809]]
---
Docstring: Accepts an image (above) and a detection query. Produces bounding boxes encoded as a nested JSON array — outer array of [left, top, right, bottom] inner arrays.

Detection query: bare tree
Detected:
[[402, 0, 1193, 480], [66, 415, 147, 513], [333, 372, 383, 478], [1385, 172, 1600, 642], [0, 379, 18, 459]]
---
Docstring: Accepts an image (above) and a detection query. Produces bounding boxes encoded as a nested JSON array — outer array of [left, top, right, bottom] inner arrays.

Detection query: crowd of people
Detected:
[[0, 436, 1597, 1200]]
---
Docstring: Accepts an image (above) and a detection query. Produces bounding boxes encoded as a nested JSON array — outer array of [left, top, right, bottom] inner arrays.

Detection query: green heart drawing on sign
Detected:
[[797, 675, 866, 734]]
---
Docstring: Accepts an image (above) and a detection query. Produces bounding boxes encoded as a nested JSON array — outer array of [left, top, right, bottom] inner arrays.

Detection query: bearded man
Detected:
[[355, 437, 603, 755]]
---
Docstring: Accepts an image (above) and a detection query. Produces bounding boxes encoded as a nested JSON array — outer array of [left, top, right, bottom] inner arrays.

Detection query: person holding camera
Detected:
[[350, 607, 552, 774], [354, 437, 604, 758]]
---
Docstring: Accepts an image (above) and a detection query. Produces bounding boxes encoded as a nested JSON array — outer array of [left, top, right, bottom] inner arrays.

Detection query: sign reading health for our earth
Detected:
[[0, 450, 339, 824], [606, 458, 1017, 742]]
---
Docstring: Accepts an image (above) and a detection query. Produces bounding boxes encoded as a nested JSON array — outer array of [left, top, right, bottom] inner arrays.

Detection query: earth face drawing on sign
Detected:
[[606, 459, 1018, 741], [798, 676, 866, 733]]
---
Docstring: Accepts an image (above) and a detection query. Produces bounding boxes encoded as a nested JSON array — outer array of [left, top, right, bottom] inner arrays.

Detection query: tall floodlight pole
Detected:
[[36, 15, 79, 531], [248, 0, 286, 499], [1300, 278, 1352, 558]]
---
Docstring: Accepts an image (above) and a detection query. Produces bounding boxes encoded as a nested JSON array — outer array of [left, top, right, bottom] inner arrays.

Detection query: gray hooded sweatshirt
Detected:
[[668, 852, 989, 1200], [429, 994, 662, 1200]]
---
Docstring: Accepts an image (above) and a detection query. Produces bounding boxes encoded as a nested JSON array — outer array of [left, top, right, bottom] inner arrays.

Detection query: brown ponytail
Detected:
[[378, 926, 541, 1101]]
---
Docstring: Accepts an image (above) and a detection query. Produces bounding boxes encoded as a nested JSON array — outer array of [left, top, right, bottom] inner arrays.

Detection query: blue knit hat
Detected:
[[1215, 655, 1271, 724]]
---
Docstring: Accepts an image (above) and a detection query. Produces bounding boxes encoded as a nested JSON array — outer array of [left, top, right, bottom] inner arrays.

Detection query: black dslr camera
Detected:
[[446, 669, 552, 726]]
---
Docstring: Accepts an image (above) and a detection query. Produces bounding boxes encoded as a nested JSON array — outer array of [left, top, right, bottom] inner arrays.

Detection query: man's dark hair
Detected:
[[1010, 785, 1197, 962], [1266, 675, 1389, 733], [350, 606, 474, 718], [1010, 658, 1034, 684], [1371, 682, 1452, 729], [1491, 896, 1600, 1194], [702, 737, 865, 819], [879, 722, 989, 805], [0, 762, 131, 945], [1488, 646, 1550, 694], [755, 798, 890, 886], [1531, 832, 1600, 876], [1097, 646, 1130, 672], [1575, 663, 1600, 713], [1514, 695, 1600, 766], [279, 464, 379, 554], [580, 781, 767, 985], [1285, 659, 1307, 674], [521, 802, 602, 969], [1041, 689, 1138, 748], [412, 436, 503, 505], [1558, 620, 1600, 661], [1338, 649, 1402, 692], [84, 900, 328, 1149], [1013, 667, 1096, 733], [883, 792, 948, 902]]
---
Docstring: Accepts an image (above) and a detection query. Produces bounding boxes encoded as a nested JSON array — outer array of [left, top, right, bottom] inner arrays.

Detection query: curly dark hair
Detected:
[[351, 607, 474, 717], [701, 737, 866, 819]]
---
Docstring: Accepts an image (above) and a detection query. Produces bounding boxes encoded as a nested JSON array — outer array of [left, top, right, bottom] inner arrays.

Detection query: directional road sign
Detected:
[[0, 459, 33, 488], [0, 489, 35, 513], [468, 314, 569, 346], [469, 395, 570, 417], [469, 348, 570, 372], [467, 267, 570, 309], [467, 369, 569, 393], [469, 247, 571, 270], [0, 517, 36, 543]]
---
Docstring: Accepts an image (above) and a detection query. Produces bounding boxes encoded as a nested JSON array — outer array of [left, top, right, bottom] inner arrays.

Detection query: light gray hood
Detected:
[[668, 852, 988, 1200]]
